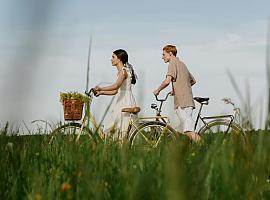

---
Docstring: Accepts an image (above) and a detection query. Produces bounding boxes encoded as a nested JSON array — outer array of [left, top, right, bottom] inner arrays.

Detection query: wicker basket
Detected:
[[63, 99, 83, 120]]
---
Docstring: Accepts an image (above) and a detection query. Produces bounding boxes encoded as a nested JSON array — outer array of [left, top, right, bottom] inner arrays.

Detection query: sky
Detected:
[[0, 0, 269, 132]]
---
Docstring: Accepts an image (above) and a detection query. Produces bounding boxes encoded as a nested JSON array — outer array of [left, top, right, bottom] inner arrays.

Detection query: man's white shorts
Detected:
[[173, 106, 194, 133]]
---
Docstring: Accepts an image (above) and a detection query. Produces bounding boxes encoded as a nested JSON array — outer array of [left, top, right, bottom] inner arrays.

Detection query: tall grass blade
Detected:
[[85, 34, 93, 92], [265, 20, 270, 129]]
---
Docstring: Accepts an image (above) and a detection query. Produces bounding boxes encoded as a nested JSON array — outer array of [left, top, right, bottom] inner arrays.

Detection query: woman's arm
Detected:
[[97, 90, 118, 96], [99, 70, 127, 91]]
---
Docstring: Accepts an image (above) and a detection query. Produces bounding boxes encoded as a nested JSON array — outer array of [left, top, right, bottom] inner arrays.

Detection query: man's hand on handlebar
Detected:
[[153, 89, 173, 97], [153, 89, 160, 96], [154, 92, 172, 102]]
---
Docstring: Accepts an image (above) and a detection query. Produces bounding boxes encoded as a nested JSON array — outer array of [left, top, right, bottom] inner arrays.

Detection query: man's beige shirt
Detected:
[[166, 57, 196, 109]]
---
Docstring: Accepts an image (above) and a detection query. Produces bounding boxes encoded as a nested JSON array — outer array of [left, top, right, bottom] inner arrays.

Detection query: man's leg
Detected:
[[176, 107, 201, 142], [174, 108, 184, 133]]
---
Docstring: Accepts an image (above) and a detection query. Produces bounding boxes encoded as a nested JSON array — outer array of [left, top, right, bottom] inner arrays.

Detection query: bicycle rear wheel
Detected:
[[198, 119, 245, 140], [130, 121, 176, 149], [50, 122, 97, 144]]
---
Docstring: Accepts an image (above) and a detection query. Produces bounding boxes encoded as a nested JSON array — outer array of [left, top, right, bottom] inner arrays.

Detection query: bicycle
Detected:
[[132, 93, 245, 146], [131, 94, 246, 145], [50, 89, 176, 148]]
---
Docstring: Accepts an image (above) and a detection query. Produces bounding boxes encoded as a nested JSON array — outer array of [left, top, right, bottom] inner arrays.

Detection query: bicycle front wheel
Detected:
[[50, 122, 96, 144], [130, 121, 176, 149], [198, 119, 245, 139]]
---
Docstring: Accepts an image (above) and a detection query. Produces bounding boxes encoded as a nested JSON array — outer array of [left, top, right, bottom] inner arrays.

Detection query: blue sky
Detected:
[[0, 0, 269, 130]]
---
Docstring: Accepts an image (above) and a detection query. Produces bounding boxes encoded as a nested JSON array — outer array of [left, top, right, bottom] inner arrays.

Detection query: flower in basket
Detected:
[[60, 92, 89, 120], [60, 91, 89, 104]]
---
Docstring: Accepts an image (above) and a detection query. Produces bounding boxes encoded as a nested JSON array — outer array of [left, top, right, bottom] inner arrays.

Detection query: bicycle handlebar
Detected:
[[155, 92, 171, 102], [85, 88, 97, 97]]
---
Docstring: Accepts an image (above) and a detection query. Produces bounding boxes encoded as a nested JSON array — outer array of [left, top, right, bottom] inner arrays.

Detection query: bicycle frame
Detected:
[[74, 89, 104, 142]]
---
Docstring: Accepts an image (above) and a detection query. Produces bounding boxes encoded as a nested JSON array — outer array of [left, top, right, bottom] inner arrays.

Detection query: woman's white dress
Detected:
[[103, 67, 137, 139]]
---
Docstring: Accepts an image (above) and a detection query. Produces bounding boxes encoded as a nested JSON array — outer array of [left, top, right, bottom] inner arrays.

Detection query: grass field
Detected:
[[0, 131, 269, 200]]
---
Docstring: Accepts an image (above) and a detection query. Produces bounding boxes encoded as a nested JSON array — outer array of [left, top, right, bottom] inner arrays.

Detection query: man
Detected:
[[153, 44, 200, 142]]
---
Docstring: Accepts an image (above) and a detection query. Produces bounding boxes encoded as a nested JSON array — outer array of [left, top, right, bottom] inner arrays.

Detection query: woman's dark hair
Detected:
[[113, 49, 128, 64], [113, 49, 137, 84]]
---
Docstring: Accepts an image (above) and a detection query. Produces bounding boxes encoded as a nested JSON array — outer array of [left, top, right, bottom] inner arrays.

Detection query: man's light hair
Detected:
[[163, 45, 177, 56]]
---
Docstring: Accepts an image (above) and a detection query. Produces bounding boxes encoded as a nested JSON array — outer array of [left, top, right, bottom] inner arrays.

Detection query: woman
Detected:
[[94, 49, 138, 140]]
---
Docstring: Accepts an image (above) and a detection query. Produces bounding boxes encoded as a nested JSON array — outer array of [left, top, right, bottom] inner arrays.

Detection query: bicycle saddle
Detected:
[[122, 107, 141, 114], [193, 97, 209, 103]]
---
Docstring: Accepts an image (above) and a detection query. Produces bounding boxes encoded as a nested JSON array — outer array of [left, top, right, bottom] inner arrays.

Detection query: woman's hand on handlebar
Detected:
[[93, 86, 102, 97], [94, 86, 102, 92], [93, 88, 100, 97], [95, 90, 102, 97], [85, 88, 99, 97]]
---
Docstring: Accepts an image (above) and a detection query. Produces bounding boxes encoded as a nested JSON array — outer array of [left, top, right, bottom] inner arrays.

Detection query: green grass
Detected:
[[0, 132, 270, 200]]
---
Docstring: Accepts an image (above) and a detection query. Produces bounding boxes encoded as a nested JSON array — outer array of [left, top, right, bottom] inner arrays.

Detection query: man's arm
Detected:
[[153, 76, 172, 96]]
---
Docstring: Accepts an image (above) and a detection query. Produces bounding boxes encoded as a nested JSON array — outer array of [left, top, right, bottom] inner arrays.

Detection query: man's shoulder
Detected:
[[170, 57, 187, 68], [178, 59, 187, 66]]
